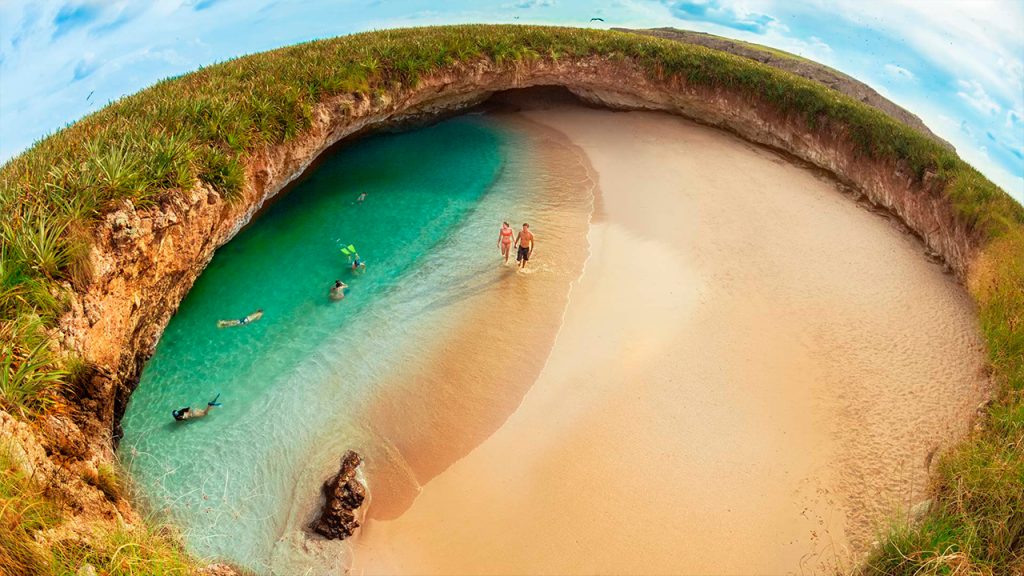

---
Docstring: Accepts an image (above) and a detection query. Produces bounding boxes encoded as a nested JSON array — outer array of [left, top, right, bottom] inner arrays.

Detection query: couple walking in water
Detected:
[[499, 222, 535, 269]]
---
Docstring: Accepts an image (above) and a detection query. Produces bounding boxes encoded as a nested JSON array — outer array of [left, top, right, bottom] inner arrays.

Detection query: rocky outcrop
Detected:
[[309, 451, 366, 540], [617, 27, 954, 150]]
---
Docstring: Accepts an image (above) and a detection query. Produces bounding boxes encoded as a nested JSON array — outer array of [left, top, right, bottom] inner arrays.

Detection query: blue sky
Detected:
[[1, 0, 1022, 202]]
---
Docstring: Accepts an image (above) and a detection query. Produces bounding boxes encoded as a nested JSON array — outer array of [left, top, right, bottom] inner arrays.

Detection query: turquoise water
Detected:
[[119, 116, 531, 571]]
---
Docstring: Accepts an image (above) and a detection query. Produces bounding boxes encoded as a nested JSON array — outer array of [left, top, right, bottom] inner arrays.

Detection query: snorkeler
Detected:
[[172, 394, 222, 422], [498, 221, 514, 264], [330, 280, 348, 301], [217, 309, 263, 328], [340, 244, 365, 271]]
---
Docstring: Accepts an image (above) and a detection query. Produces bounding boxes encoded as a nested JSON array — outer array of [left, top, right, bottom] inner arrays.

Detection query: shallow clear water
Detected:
[[119, 116, 537, 571]]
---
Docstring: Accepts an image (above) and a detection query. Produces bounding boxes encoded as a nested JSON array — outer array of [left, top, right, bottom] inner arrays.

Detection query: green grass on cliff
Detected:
[[0, 441, 61, 575], [865, 231, 1024, 574], [0, 24, 1022, 573], [0, 443, 193, 576]]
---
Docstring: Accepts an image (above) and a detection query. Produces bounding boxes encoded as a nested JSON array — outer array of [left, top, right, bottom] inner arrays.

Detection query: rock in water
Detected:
[[310, 451, 366, 540]]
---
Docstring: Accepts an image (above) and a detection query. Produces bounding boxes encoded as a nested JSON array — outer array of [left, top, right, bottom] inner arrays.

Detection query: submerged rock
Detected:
[[310, 450, 366, 540]]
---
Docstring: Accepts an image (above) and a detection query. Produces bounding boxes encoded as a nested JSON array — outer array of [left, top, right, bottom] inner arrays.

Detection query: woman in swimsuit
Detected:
[[498, 221, 514, 264]]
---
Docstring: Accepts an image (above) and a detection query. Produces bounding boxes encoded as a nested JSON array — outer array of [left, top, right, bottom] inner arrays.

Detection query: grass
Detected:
[[863, 236, 1024, 575], [0, 316, 67, 419], [0, 441, 193, 576], [81, 463, 122, 503], [0, 441, 61, 576], [0, 24, 1021, 573], [48, 524, 193, 576]]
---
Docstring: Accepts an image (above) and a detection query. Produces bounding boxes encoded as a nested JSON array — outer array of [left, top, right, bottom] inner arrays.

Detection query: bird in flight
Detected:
[[590, 17, 605, 22]]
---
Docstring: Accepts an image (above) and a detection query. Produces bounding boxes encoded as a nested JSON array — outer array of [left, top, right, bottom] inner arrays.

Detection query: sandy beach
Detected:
[[348, 96, 990, 574], [356, 116, 596, 522]]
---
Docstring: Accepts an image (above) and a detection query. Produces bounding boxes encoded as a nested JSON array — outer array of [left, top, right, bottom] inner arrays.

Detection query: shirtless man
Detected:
[[514, 223, 535, 270], [497, 221, 514, 264]]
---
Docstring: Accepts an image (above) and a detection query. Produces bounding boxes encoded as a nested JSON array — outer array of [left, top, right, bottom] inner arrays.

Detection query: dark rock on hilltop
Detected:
[[616, 27, 954, 150], [310, 450, 366, 540]]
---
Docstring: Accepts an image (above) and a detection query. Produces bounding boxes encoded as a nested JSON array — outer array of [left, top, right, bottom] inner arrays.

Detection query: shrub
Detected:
[[0, 317, 67, 419]]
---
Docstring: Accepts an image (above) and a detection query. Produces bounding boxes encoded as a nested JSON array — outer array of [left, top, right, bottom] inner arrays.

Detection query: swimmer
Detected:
[[172, 394, 222, 422], [514, 223, 535, 270], [497, 221, 514, 264], [329, 280, 348, 301], [217, 309, 263, 328], [340, 245, 365, 270], [357, 192, 367, 203]]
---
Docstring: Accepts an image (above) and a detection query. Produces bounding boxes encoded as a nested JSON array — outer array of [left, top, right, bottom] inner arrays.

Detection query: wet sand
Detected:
[[356, 116, 595, 522], [350, 100, 989, 574], [268, 115, 595, 574]]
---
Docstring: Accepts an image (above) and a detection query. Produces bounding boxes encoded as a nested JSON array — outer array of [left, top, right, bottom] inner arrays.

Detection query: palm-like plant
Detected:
[[1, 214, 71, 280], [0, 318, 67, 418]]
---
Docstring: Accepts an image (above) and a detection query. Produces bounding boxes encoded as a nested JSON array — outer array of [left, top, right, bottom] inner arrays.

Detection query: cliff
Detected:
[[0, 25, 1020, 574], [64, 58, 989, 457]]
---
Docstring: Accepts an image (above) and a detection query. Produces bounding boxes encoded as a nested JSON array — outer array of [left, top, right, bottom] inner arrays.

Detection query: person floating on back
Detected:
[[172, 394, 222, 422], [218, 309, 263, 328], [498, 221, 514, 264], [330, 280, 348, 301], [514, 223, 535, 270]]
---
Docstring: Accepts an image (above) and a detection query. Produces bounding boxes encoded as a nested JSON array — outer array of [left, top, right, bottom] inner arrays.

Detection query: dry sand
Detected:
[[349, 100, 989, 575]]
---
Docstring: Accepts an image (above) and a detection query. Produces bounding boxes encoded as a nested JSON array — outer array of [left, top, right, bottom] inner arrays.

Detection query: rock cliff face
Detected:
[[43, 54, 982, 552]]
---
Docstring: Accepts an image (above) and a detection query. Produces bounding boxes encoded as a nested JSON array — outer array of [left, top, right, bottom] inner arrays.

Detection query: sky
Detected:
[[1, 0, 1022, 202]]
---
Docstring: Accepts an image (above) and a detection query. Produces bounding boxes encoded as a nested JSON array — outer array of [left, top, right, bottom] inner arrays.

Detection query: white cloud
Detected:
[[1008, 108, 1023, 128], [957, 79, 1001, 116], [919, 103, 1023, 202], [819, 0, 1023, 106], [806, 35, 831, 54], [507, 0, 556, 8], [665, 0, 787, 34], [1, 0, 1021, 204], [883, 63, 914, 80]]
